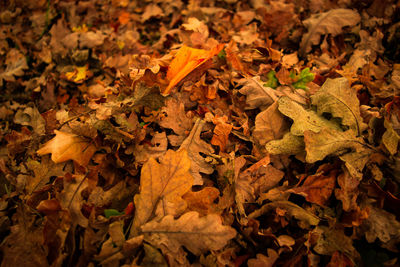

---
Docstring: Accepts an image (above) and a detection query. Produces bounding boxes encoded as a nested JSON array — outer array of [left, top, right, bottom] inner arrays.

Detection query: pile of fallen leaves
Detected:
[[1, 0, 400, 266]]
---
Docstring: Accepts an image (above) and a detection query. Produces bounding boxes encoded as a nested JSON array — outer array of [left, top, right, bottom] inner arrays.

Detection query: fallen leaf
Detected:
[[122, 83, 165, 111], [382, 118, 400, 155], [299, 9, 361, 56], [163, 44, 224, 95], [159, 98, 193, 146], [14, 106, 45, 135], [311, 78, 367, 136], [335, 169, 360, 211], [141, 211, 236, 255], [313, 226, 360, 262], [253, 101, 289, 146], [132, 149, 193, 234], [133, 131, 168, 164], [211, 115, 233, 152], [37, 130, 97, 166], [0, 48, 28, 86], [304, 128, 365, 163], [249, 201, 320, 228], [182, 187, 220, 216], [238, 76, 278, 110], [360, 204, 400, 245], [289, 166, 337, 206], [266, 132, 305, 156], [58, 173, 89, 227], [65, 65, 90, 83], [247, 249, 279, 267], [278, 96, 342, 136], [178, 119, 215, 185]]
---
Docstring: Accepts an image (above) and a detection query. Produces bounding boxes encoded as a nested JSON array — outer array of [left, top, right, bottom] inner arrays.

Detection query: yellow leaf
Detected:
[[162, 44, 224, 96], [37, 130, 96, 166], [65, 65, 88, 83], [132, 149, 193, 234]]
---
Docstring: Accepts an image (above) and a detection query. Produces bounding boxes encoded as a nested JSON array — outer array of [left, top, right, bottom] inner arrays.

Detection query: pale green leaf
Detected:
[[277, 96, 341, 136], [304, 128, 365, 163], [311, 77, 367, 135]]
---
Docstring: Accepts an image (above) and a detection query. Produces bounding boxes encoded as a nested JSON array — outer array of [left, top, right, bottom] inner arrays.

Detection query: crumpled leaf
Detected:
[[163, 44, 224, 95], [382, 118, 400, 155], [299, 9, 361, 56], [141, 211, 236, 255], [361, 204, 400, 245], [0, 48, 28, 86], [183, 187, 220, 216], [311, 78, 367, 135], [304, 128, 365, 163], [133, 131, 168, 164], [313, 226, 359, 261], [278, 96, 342, 136], [37, 130, 97, 166], [0, 207, 49, 267], [211, 115, 233, 152], [14, 106, 46, 135], [58, 173, 89, 227], [238, 76, 278, 110], [178, 119, 215, 185], [249, 201, 320, 228], [122, 83, 165, 111], [339, 148, 371, 180], [132, 149, 193, 234], [159, 98, 193, 146], [253, 101, 289, 146], [335, 169, 360, 211], [247, 249, 279, 267], [266, 132, 305, 155], [289, 166, 337, 206]]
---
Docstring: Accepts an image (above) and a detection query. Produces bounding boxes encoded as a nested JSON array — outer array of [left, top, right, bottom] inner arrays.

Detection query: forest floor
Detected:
[[1, 0, 400, 266]]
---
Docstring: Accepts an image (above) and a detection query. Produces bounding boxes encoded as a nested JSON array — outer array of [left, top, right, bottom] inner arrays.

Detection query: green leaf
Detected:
[[311, 77, 367, 135], [264, 70, 279, 89], [217, 48, 226, 59], [104, 209, 124, 218], [277, 96, 342, 136], [291, 68, 315, 90]]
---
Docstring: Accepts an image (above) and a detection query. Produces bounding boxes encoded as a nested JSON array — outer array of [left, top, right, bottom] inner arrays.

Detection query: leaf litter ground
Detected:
[[1, 0, 400, 266]]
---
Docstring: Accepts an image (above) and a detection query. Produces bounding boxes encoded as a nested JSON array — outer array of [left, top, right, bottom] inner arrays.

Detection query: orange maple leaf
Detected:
[[37, 130, 96, 166], [162, 44, 224, 96]]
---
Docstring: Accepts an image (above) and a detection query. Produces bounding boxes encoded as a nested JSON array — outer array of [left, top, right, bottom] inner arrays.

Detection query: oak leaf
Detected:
[[335, 169, 360, 211], [289, 167, 337, 206], [132, 149, 193, 233], [183, 187, 220, 216], [58, 173, 89, 227], [253, 100, 289, 146], [247, 250, 279, 267], [178, 119, 215, 185], [211, 115, 233, 152], [37, 130, 96, 166], [238, 76, 278, 110], [311, 78, 367, 135], [299, 9, 360, 56], [141, 211, 236, 255], [163, 44, 224, 95], [304, 128, 365, 163]]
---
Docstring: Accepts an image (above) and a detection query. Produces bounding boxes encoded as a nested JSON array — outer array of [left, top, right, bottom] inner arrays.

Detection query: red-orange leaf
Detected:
[[162, 44, 224, 96]]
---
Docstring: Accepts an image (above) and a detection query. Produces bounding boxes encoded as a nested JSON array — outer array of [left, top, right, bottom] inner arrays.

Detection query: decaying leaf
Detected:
[[266, 132, 305, 155], [238, 76, 278, 110], [335, 169, 360, 211], [311, 78, 367, 135], [159, 98, 194, 146], [163, 44, 224, 95], [132, 149, 193, 234], [278, 96, 342, 136], [300, 9, 361, 56], [211, 115, 233, 152], [290, 166, 336, 206], [183, 187, 220, 216], [58, 173, 89, 227], [253, 101, 289, 146], [247, 249, 279, 267], [141, 211, 236, 255], [304, 128, 365, 163], [37, 130, 97, 166], [178, 119, 215, 185], [249, 201, 320, 228]]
